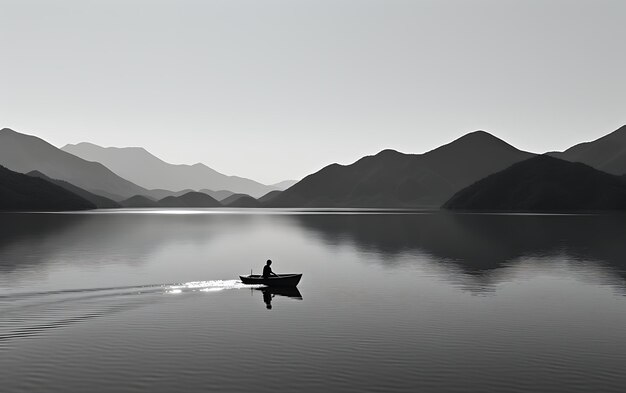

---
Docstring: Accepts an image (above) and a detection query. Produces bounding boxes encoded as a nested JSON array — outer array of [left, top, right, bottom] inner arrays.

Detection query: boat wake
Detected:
[[166, 280, 265, 294]]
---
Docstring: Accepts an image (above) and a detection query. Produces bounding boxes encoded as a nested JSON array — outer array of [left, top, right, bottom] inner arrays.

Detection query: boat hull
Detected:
[[239, 274, 302, 287]]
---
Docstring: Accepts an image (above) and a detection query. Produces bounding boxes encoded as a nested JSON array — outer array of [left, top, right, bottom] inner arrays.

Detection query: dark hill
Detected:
[[443, 155, 626, 211], [550, 125, 626, 175], [270, 131, 533, 207], [258, 190, 282, 204], [120, 195, 159, 208], [27, 171, 120, 208], [158, 192, 221, 207], [221, 194, 260, 207], [0, 165, 95, 211]]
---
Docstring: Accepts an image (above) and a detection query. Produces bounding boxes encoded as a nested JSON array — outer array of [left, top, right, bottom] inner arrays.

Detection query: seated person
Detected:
[[262, 259, 278, 278]]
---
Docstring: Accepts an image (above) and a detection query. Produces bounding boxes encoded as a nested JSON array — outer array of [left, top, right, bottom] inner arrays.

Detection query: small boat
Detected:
[[239, 274, 302, 287]]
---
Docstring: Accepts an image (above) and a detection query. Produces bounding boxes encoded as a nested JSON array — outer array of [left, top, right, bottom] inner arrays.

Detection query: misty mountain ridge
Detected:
[[62, 142, 290, 198], [0, 128, 149, 199], [444, 155, 626, 211], [269, 130, 534, 207]]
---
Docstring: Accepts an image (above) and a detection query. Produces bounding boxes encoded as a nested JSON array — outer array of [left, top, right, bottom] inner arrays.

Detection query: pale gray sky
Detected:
[[1, 0, 625, 184]]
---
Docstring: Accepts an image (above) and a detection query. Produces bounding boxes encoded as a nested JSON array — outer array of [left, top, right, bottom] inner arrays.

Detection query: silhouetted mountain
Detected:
[[158, 191, 222, 207], [0, 128, 148, 199], [27, 171, 120, 208], [444, 155, 626, 211], [0, 165, 95, 211], [198, 189, 235, 201], [120, 195, 159, 208], [221, 193, 260, 207], [270, 131, 533, 207], [550, 125, 626, 175], [258, 190, 282, 204], [62, 142, 278, 198]]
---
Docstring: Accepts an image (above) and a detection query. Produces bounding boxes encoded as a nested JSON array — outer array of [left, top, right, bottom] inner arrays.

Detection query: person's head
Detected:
[[266, 259, 272, 266]]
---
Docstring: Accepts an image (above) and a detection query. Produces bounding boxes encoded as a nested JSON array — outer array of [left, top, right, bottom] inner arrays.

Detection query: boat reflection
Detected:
[[256, 286, 303, 310]]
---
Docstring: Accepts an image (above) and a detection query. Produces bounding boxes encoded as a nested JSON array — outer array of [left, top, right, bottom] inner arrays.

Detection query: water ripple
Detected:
[[0, 280, 262, 347]]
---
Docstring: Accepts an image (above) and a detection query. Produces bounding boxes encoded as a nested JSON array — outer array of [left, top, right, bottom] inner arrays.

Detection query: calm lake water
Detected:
[[2, 210, 626, 392]]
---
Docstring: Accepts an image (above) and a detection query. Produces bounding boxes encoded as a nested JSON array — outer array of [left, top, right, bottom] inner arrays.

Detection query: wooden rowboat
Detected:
[[239, 274, 302, 287]]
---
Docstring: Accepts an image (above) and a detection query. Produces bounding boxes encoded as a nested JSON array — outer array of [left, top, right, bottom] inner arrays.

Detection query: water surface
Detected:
[[1, 210, 626, 392]]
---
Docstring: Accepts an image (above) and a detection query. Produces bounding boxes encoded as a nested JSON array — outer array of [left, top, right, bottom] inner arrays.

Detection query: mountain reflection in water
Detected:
[[291, 212, 626, 293], [2, 211, 626, 294]]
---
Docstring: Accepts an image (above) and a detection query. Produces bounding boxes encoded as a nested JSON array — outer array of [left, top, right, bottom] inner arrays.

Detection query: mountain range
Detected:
[[62, 142, 286, 198], [2, 124, 626, 211], [0, 128, 148, 199], [0, 128, 281, 202], [270, 125, 626, 209], [269, 131, 534, 207]]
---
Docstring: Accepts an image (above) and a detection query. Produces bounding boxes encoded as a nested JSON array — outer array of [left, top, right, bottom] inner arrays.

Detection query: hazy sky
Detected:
[[2, 0, 625, 184]]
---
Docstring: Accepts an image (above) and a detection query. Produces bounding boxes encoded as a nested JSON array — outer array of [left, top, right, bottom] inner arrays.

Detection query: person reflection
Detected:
[[262, 289, 274, 310]]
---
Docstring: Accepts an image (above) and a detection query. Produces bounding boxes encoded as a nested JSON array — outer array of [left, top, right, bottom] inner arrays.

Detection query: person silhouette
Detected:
[[262, 259, 278, 278], [262, 290, 274, 310]]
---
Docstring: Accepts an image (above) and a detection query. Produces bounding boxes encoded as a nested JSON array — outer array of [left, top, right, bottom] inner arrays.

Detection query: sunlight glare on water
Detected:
[[167, 280, 264, 294]]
